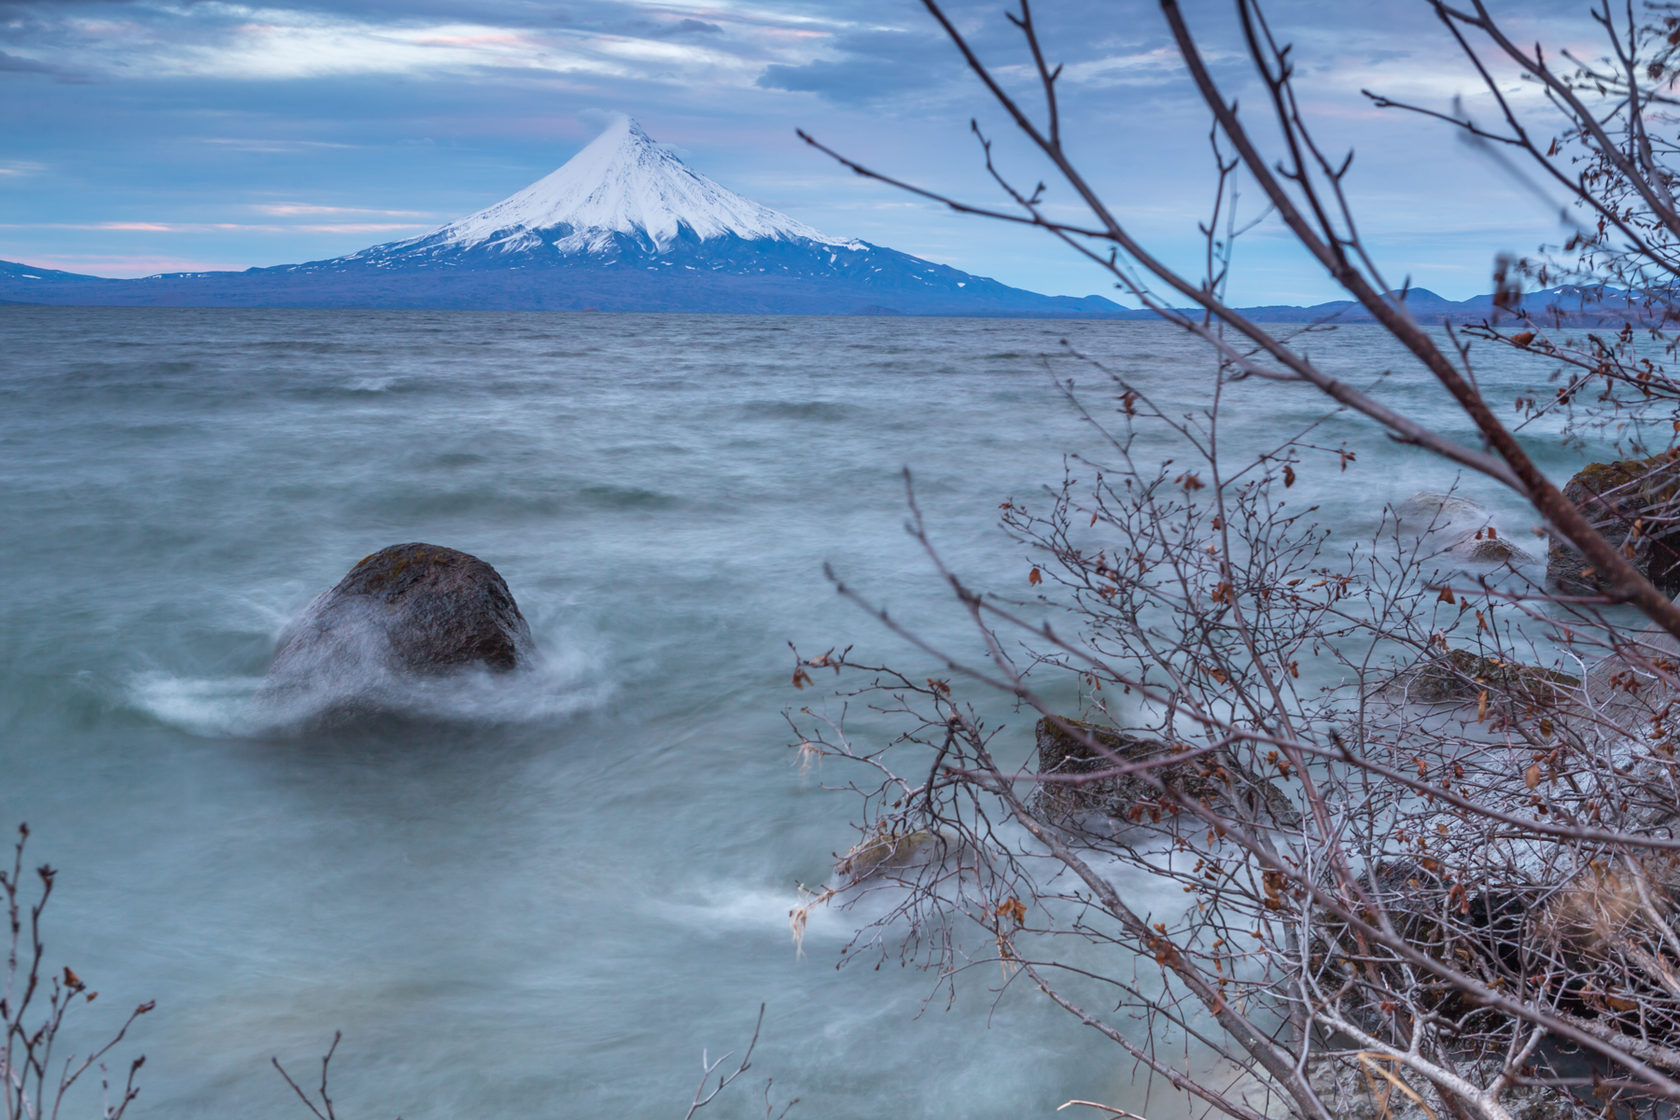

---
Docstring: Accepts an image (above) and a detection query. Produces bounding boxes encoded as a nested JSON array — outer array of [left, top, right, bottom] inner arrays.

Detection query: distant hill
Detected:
[[1227, 286, 1655, 325], [0, 117, 1125, 318]]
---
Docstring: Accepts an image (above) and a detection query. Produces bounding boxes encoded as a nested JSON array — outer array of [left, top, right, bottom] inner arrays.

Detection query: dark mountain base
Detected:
[[0, 256, 1134, 318]]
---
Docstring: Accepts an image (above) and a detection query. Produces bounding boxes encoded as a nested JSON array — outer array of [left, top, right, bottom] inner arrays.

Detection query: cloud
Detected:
[[200, 138, 358, 153], [0, 50, 56, 74], [756, 28, 955, 105], [0, 2, 814, 86], [292, 222, 429, 232], [0, 48, 87, 81], [249, 202, 438, 217], [1057, 46, 1192, 89], [643, 17, 723, 38], [0, 220, 429, 234]]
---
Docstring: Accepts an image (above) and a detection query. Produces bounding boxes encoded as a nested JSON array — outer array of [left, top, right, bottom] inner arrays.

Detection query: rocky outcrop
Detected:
[[268, 543, 535, 686], [1031, 717, 1298, 833], [1548, 454, 1680, 595]]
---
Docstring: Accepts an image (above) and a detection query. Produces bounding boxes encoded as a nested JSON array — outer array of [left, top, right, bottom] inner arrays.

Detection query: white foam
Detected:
[[127, 639, 612, 738]]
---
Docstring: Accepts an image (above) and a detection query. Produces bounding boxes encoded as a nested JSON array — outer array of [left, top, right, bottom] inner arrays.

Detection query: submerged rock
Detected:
[[1390, 491, 1494, 541], [266, 543, 535, 697], [1031, 717, 1298, 833], [1387, 491, 1534, 567], [1548, 454, 1680, 595]]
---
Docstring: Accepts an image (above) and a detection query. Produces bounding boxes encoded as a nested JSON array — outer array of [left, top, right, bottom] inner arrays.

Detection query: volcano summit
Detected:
[[0, 117, 1123, 316]]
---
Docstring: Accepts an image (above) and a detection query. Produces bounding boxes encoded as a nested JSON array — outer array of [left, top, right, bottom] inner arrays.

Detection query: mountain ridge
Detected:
[[0, 255, 1646, 323], [0, 121, 1656, 320]]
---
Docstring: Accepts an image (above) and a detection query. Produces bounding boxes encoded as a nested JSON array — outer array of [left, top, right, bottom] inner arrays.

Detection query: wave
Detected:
[[126, 638, 612, 739]]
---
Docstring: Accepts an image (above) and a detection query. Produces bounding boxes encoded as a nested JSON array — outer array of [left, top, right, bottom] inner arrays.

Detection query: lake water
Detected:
[[0, 307, 1582, 1119]]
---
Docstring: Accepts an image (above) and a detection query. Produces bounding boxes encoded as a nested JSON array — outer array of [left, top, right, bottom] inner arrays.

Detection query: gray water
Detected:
[[0, 307, 1581, 1119]]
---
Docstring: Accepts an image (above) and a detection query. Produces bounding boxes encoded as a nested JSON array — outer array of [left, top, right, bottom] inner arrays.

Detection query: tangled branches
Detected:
[[787, 3, 1680, 1119]]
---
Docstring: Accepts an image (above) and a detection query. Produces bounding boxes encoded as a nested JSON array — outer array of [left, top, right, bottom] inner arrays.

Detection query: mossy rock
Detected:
[[835, 828, 951, 884], [1031, 717, 1299, 832], [1398, 647, 1579, 706], [1549, 453, 1680, 595]]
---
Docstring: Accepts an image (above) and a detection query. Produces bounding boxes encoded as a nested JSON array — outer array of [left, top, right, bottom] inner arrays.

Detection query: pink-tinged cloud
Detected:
[[250, 203, 437, 218], [411, 33, 532, 48], [752, 27, 829, 42], [95, 221, 175, 232]]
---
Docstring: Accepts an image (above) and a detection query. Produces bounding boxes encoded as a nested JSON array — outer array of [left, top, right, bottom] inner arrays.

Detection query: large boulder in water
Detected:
[[268, 543, 535, 686]]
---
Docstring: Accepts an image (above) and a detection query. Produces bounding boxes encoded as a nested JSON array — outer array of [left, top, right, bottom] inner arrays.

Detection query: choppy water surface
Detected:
[[0, 307, 1577, 1119]]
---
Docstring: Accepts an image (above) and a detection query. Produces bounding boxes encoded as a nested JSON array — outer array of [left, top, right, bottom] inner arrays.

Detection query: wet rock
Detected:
[[1031, 717, 1299, 833], [1461, 534, 1532, 564], [1391, 647, 1579, 707], [1548, 454, 1680, 595], [835, 827, 956, 886], [268, 542, 535, 684]]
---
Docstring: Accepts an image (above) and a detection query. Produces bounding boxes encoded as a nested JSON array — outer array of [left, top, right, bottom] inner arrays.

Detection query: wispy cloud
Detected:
[[200, 138, 358, 153], [95, 221, 174, 231], [248, 202, 438, 218], [293, 222, 427, 233], [0, 220, 429, 234], [0, 48, 83, 81]]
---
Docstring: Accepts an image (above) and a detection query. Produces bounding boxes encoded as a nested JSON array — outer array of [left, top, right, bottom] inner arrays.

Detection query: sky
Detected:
[[0, 0, 1604, 303]]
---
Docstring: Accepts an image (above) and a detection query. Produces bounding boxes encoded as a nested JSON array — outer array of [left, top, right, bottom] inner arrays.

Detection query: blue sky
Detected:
[[0, 0, 1594, 302]]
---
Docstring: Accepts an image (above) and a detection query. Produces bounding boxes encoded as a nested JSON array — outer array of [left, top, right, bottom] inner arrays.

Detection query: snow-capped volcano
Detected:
[[0, 116, 1126, 315], [423, 116, 853, 256], [361, 115, 857, 264]]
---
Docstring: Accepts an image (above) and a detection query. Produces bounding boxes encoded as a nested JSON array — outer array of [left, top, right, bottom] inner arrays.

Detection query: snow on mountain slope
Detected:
[[386, 115, 855, 258]]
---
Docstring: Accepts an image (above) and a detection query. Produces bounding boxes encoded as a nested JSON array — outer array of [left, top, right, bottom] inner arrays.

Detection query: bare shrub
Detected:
[[2, 824, 151, 1120], [788, 3, 1680, 1118]]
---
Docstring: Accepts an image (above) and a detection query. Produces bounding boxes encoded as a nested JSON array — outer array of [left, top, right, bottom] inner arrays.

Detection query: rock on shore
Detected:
[[1548, 455, 1680, 595]]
